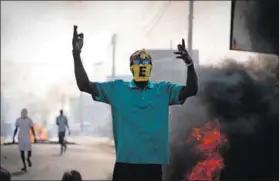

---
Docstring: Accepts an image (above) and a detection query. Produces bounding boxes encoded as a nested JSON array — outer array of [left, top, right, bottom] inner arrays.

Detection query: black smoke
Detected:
[[164, 55, 279, 181]]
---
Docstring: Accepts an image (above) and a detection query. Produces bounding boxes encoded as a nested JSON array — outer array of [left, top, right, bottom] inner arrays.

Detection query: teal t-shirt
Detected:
[[93, 80, 184, 164]]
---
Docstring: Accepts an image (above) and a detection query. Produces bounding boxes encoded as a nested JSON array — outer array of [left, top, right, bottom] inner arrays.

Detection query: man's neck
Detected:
[[134, 80, 148, 89]]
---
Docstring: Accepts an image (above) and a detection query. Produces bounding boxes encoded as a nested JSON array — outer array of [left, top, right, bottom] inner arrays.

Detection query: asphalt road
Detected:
[[1, 143, 115, 180]]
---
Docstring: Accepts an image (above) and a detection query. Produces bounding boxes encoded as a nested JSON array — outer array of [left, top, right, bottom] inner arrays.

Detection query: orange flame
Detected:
[[29, 123, 48, 143], [186, 120, 227, 181]]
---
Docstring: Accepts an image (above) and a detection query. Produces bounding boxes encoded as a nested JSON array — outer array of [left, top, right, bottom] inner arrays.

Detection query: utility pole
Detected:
[[188, 0, 194, 57], [111, 34, 117, 79], [61, 94, 65, 110], [171, 1, 194, 124], [79, 92, 83, 133], [1, 81, 6, 136]]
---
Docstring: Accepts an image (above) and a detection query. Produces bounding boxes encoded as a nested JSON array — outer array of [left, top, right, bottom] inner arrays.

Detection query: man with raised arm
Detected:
[[72, 25, 198, 180]]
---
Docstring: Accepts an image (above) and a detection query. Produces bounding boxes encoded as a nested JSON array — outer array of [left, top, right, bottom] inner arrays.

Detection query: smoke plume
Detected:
[[165, 55, 279, 181]]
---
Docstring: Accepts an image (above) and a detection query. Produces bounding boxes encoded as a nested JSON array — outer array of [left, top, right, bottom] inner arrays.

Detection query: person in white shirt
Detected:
[[12, 108, 36, 172], [56, 109, 71, 154]]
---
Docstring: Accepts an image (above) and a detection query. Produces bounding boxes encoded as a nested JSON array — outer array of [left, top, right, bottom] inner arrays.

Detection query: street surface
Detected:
[[1, 139, 115, 180]]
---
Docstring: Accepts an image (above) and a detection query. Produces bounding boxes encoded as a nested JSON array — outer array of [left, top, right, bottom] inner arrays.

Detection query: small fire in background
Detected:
[[29, 123, 48, 143], [186, 119, 228, 181]]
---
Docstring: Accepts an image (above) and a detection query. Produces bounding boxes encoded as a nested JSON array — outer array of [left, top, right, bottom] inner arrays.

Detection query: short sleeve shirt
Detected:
[[92, 80, 184, 164], [16, 117, 33, 140], [56, 115, 68, 132]]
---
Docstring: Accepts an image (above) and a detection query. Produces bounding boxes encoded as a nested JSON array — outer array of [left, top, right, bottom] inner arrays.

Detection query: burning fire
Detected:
[[186, 119, 227, 181], [29, 123, 48, 143]]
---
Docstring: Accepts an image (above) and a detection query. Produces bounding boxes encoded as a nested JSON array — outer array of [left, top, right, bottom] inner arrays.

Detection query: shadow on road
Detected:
[[11, 170, 26, 177], [52, 153, 62, 157]]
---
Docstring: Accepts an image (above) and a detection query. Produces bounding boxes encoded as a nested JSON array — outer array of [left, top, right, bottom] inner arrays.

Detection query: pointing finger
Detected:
[[182, 39, 185, 48], [73, 25, 78, 37]]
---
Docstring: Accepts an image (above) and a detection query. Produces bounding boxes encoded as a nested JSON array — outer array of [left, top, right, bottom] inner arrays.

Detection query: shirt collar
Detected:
[[128, 80, 154, 89]]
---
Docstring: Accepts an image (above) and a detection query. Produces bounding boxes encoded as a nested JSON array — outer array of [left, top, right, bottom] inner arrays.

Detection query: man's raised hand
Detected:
[[174, 39, 193, 66], [72, 25, 84, 53]]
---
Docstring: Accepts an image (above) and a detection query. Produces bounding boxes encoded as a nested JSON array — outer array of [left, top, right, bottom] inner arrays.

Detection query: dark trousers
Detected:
[[112, 162, 162, 181], [58, 131, 66, 145]]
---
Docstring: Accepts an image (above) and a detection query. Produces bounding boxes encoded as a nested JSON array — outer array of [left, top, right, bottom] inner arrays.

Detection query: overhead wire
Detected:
[[145, 1, 171, 36], [143, 2, 168, 31]]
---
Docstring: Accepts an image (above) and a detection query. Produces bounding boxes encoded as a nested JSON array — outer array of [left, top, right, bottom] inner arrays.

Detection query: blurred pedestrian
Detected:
[[12, 108, 36, 172], [56, 109, 71, 155]]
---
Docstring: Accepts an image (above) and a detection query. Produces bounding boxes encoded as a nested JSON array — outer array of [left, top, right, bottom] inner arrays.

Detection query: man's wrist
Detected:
[[72, 50, 81, 54], [186, 62, 194, 67]]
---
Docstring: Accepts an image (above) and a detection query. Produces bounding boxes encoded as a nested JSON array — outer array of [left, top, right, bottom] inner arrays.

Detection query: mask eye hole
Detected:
[[142, 60, 150, 64], [133, 59, 150, 65], [133, 60, 140, 65]]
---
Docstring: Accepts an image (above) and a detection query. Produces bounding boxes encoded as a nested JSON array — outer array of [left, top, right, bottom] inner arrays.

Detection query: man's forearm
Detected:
[[13, 128, 18, 138], [73, 52, 91, 92], [186, 64, 198, 94], [179, 64, 198, 101], [66, 122, 70, 132], [31, 127, 36, 137]]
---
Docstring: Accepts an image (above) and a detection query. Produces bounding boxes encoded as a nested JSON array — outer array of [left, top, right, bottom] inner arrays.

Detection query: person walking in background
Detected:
[[56, 109, 71, 155], [12, 108, 36, 172]]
